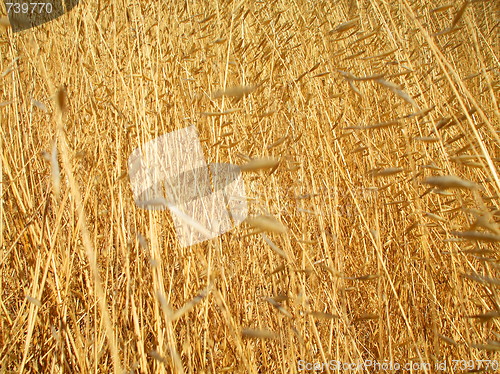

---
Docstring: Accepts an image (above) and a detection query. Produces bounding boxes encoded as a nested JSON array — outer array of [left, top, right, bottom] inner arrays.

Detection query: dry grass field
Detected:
[[1, 0, 499, 372]]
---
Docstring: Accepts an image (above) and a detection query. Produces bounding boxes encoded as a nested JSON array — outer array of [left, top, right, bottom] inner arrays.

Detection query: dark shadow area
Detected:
[[4, 0, 79, 32]]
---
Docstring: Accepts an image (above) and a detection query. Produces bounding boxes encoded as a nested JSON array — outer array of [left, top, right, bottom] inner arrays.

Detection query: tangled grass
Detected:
[[0, 0, 499, 372]]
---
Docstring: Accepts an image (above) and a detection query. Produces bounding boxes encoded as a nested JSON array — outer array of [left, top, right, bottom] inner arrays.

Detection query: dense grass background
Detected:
[[1, 0, 499, 372]]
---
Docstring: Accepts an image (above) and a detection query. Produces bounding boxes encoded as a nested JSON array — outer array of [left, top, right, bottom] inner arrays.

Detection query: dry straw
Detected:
[[2, 0, 499, 371]]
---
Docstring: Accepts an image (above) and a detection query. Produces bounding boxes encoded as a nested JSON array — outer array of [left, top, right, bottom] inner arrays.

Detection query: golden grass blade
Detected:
[[26, 295, 42, 308], [376, 78, 420, 109], [3, 1, 499, 371], [373, 167, 403, 177], [212, 85, 256, 99], [414, 136, 440, 143], [423, 175, 478, 189], [471, 344, 500, 352], [242, 328, 278, 340], [267, 136, 288, 150], [167, 203, 215, 238], [246, 215, 288, 234], [451, 1, 469, 28], [437, 334, 458, 346], [348, 120, 400, 130], [31, 98, 47, 112], [201, 108, 242, 116], [50, 140, 60, 197], [466, 311, 500, 321], [0, 17, 10, 28], [171, 288, 209, 321], [344, 274, 380, 281], [330, 18, 359, 33], [308, 311, 340, 319], [240, 157, 279, 172], [348, 80, 363, 97], [424, 212, 446, 222], [56, 86, 67, 114], [451, 231, 500, 243], [431, 5, 454, 13], [261, 233, 288, 259], [354, 313, 379, 322], [265, 297, 293, 318]]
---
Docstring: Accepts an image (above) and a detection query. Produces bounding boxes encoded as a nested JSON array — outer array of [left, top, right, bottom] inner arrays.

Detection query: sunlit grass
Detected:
[[0, 0, 499, 372]]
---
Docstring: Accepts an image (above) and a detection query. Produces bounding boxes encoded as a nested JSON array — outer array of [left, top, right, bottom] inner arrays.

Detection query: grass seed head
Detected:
[[242, 328, 278, 340], [240, 157, 279, 172], [246, 215, 288, 234], [423, 175, 478, 190]]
